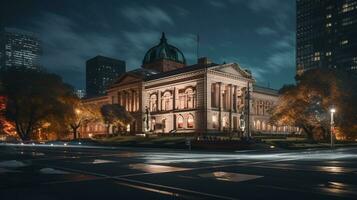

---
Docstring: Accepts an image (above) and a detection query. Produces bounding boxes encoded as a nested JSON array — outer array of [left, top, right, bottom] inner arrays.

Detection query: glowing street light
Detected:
[[75, 108, 81, 115], [330, 107, 336, 149]]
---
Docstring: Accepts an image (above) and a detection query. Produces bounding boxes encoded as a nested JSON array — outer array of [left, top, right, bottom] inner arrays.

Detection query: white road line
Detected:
[[116, 177, 240, 200]]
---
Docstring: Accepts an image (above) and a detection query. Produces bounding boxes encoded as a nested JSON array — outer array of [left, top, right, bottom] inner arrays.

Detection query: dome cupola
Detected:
[[142, 32, 186, 72]]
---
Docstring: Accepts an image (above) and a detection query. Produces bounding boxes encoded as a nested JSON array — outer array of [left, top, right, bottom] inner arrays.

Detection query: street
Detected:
[[1, 144, 357, 199]]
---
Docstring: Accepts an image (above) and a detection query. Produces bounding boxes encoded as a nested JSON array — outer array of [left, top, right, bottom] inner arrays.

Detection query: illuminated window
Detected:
[[222, 116, 228, 128], [151, 118, 156, 130], [256, 120, 261, 130], [177, 115, 184, 129], [326, 14, 332, 19], [212, 115, 218, 128], [186, 88, 195, 109], [161, 91, 172, 111], [187, 114, 194, 128], [150, 94, 157, 112], [326, 23, 332, 27], [341, 40, 349, 45], [326, 51, 332, 56]]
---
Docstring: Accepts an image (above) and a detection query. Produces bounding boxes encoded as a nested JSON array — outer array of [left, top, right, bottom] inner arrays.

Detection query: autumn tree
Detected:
[[100, 104, 134, 134], [66, 100, 101, 139], [0, 67, 76, 141], [271, 68, 357, 140]]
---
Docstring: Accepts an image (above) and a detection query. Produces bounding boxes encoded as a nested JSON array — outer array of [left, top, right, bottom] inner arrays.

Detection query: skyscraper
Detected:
[[86, 55, 126, 98], [0, 28, 41, 70], [296, 0, 357, 75]]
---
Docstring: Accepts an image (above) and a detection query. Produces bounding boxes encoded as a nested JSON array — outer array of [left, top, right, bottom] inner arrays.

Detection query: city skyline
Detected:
[[0, 0, 296, 90]]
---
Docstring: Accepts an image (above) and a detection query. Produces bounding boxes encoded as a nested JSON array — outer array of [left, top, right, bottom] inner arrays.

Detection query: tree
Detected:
[[0, 67, 76, 141], [100, 104, 134, 134], [271, 68, 356, 140], [66, 100, 101, 139]]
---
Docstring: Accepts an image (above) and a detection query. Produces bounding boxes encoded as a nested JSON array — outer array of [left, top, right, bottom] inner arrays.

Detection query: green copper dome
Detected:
[[143, 32, 186, 65]]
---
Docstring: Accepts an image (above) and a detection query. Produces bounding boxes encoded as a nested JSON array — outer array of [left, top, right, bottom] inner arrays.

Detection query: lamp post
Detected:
[[330, 107, 336, 149]]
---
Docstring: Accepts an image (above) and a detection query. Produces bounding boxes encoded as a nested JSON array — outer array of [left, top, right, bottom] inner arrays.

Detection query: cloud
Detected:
[[122, 31, 197, 65], [265, 32, 295, 71], [209, 0, 227, 8], [121, 6, 174, 27], [246, 0, 281, 12], [265, 51, 295, 72], [29, 12, 124, 89], [172, 6, 190, 17], [256, 27, 277, 36]]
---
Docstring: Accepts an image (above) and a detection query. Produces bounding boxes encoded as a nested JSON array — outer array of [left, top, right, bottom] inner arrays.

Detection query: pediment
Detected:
[[112, 73, 142, 86], [212, 63, 252, 78]]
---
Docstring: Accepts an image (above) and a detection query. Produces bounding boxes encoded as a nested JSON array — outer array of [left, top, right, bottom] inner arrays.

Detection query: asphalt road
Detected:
[[1, 144, 357, 200]]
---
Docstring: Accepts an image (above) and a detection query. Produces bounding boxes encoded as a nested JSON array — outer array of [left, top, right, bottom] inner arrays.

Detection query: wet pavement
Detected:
[[0, 144, 357, 199]]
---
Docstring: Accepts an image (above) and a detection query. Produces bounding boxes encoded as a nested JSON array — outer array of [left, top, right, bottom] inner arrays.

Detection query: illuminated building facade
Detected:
[[81, 33, 299, 137], [0, 28, 41, 70], [296, 0, 357, 74]]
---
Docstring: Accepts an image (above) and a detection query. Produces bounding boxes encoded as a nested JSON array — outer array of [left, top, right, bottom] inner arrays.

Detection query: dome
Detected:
[[142, 32, 186, 65]]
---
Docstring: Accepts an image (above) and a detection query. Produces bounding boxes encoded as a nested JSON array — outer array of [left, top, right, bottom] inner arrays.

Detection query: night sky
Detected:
[[0, 0, 296, 90]]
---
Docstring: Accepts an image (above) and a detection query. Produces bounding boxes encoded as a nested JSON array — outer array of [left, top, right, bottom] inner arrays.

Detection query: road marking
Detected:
[[115, 177, 240, 200], [128, 163, 189, 173], [249, 163, 357, 174], [199, 171, 263, 182], [39, 168, 71, 174]]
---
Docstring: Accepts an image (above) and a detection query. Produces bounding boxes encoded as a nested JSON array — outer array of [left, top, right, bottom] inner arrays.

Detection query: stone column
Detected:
[[136, 90, 140, 112], [218, 82, 223, 131], [123, 91, 127, 111], [172, 87, 176, 110], [234, 85, 238, 112], [229, 84, 233, 131], [118, 91, 121, 106], [131, 90, 135, 112], [157, 90, 161, 111], [219, 82, 223, 111]]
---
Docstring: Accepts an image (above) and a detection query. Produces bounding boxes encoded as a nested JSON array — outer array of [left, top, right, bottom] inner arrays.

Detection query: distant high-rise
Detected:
[[86, 55, 126, 97], [75, 89, 86, 99], [0, 28, 41, 70], [296, 0, 357, 75]]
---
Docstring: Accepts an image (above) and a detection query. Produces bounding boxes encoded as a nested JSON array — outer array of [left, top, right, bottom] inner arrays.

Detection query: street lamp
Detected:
[[330, 107, 336, 149], [75, 108, 81, 115]]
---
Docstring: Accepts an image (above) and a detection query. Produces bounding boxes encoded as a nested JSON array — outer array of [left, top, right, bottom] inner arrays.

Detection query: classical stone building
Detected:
[[81, 33, 299, 137]]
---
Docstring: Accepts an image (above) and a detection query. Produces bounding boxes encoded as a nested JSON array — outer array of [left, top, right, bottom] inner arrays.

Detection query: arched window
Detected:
[[262, 121, 266, 131], [162, 91, 172, 111], [256, 120, 261, 130], [185, 88, 195, 109], [150, 94, 157, 112], [178, 87, 196, 110], [187, 114, 194, 128], [177, 115, 184, 129]]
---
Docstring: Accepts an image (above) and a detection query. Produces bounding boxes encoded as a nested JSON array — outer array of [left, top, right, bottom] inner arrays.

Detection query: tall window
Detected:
[[212, 115, 218, 128], [150, 94, 157, 112], [162, 91, 172, 111], [222, 116, 228, 128], [211, 83, 217, 108], [186, 88, 195, 109], [178, 87, 195, 110], [151, 117, 156, 130], [187, 114, 194, 128], [177, 115, 184, 128]]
